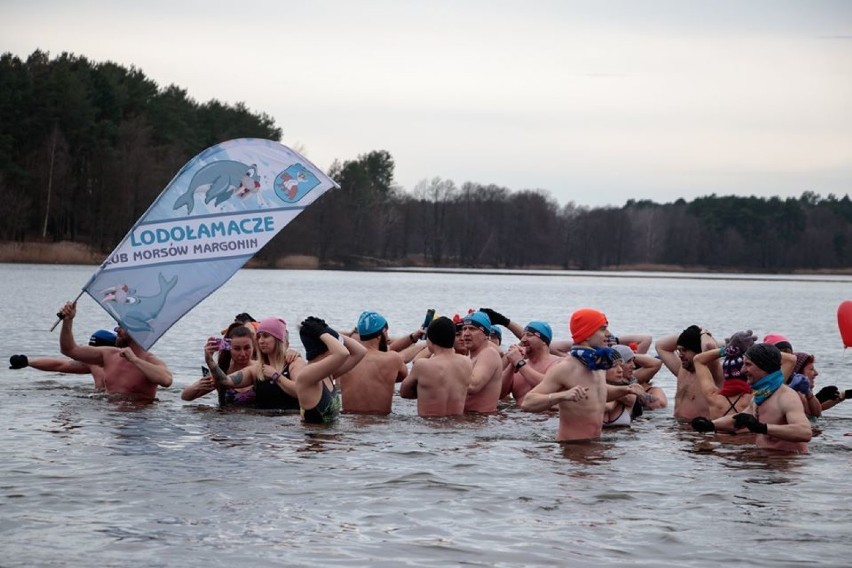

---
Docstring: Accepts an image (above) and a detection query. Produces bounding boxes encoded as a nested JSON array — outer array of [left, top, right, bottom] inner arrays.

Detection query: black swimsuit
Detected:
[[254, 364, 300, 410], [723, 394, 745, 417]]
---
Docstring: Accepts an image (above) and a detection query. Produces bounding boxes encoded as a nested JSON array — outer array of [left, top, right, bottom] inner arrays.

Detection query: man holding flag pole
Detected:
[[58, 301, 173, 402], [50, 139, 339, 393]]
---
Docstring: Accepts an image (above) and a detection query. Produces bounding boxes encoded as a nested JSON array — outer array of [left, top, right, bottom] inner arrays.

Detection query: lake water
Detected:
[[1, 263, 851, 567]]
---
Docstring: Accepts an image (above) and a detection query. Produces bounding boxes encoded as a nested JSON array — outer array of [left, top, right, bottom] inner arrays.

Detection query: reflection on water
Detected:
[[2, 265, 852, 566]]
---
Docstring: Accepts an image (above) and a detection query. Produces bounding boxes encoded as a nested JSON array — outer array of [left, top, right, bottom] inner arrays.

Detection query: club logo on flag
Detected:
[[274, 164, 321, 203]]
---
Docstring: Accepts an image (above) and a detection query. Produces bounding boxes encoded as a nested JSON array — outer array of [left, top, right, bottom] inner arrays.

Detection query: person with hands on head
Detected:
[[690, 329, 757, 421], [786, 352, 822, 419], [400, 317, 473, 417], [614, 344, 666, 410], [655, 325, 722, 421], [57, 301, 172, 401], [602, 349, 646, 427], [610, 344, 660, 418], [9, 329, 116, 390], [295, 316, 366, 424], [521, 308, 620, 442], [691, 343, 811, 453]]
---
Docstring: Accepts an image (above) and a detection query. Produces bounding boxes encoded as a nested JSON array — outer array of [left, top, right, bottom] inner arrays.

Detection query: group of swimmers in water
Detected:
[[8, 302, 851, 453]]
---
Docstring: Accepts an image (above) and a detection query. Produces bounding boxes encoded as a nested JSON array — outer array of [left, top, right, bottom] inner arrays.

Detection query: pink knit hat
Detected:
[[763, 333, 792, 352], [257, 317, 287, 342]]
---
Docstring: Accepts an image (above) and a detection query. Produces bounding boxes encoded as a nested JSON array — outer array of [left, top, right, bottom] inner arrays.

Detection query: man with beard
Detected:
[[655, 325, 722, 421], [691, 343, 810, 453], [57, 301, 173, 402], [461, 311, 504, 413], [338, 311, 408, 415], [502, 320, 562, 405]]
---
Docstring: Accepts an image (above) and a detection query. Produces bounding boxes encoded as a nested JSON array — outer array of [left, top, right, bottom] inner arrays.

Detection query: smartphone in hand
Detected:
[[422, 308, 436, 328]]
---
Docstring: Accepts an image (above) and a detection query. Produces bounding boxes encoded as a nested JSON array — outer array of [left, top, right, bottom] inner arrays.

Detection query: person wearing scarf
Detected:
[[521, 308, 640, 442], [688, 330, 755, 422], [692, 343, 812, 453]]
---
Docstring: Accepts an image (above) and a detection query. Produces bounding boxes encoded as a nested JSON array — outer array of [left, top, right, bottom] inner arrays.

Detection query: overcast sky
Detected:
[[3, 0, 851, 207]]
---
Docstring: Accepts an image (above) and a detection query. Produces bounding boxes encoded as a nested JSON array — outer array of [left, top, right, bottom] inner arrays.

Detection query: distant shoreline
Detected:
[[2, 240, 850, 277]]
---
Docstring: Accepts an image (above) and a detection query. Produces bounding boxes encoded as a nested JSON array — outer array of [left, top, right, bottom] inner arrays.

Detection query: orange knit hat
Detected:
[[570, 308, 608, 344]]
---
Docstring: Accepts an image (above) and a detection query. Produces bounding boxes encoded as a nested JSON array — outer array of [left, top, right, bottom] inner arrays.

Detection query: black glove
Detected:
[[479, 308, 509, 327], [733, 413, 768, 434], [300, 317, 329, 338], [845, 389, 852, 400], [9, 354, 28, 369], [691, 416, 716, 432], [815, 385, 840, 403]]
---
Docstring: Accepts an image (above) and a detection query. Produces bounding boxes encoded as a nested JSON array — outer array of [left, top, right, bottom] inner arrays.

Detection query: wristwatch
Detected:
[[514, 359, 527, 372]]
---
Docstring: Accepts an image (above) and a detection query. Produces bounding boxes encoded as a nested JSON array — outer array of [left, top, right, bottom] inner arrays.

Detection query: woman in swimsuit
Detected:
[[204, 317, 302, 410], [295, 316, 366, 424], [603, 353, 636, 427], [182, 322, 258, 406]]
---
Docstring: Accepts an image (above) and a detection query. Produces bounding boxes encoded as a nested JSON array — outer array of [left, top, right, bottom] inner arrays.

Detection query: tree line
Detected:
[[1, 50, 850, 271]]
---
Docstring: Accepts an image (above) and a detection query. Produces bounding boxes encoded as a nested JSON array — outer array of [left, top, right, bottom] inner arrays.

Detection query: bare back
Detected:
[[339, 350, 407, 415], [401, 352, 472, 417]]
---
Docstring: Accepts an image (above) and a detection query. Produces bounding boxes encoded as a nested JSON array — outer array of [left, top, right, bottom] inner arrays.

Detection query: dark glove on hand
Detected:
[[691, 416, 716, 432], [725, 329, 757, 358], [788, 374, 811, 396], [733, 413, 768, 434], [814, 385, 840, 403], [300, 317, 329, 338], [479, 308, 509, 327], [9, 354, 28, 369], [845, 389, 852, 400]]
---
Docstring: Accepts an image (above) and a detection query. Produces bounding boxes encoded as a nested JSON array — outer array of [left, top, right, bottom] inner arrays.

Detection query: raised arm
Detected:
[[332, 335, 368, 377], [615, 334, 653, 354], [632, 353, 662, 384], [479, 308, 523, 340], [24, 357, 93, 374], [694, 347, 723, 400], [57, 301, 106, 367], [295, 333, 349, 387], [549, 339, 572, 356], [654, 334, 681, 376]]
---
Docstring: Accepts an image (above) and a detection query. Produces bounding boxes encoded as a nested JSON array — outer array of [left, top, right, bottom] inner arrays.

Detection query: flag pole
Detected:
[[49, 290, 86, 332]]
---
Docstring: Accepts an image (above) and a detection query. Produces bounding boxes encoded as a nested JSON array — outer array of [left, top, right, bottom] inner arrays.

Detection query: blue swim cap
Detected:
[[89, 329, 117, 347], [524, 321, 553, 345], [463, 311, 491, 333], [490, 326, 503, 340], [357, 311, 387, 340]]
